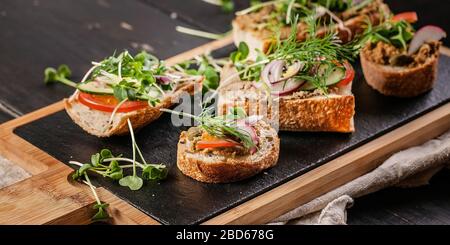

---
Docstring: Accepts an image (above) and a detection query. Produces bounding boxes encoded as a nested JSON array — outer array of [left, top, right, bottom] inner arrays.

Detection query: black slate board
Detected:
[[14, 49, 450, 224]]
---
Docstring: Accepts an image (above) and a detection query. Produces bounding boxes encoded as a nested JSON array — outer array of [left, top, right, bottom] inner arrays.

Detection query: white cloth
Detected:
[[0, 155, 30, 189], [270, 130, 450, 225]]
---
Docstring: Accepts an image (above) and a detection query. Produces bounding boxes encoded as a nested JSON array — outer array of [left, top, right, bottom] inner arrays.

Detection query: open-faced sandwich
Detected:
[[163, 108, 280, 183], [233, 0, 390, 59], [45, 51, 202, 137], [218, 17, 357, 133], [360, 12, 447, 97]]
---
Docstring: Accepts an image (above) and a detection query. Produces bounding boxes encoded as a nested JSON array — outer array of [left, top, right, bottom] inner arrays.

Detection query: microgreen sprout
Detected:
[[45, 50, 199, 109], [175, 26, 229, 40], [201, 0, 235, 13], [160, 108, 256, 150], [69, 120, 168, 220], [175, 53, 223, 93], [44, 64, 77, 88]]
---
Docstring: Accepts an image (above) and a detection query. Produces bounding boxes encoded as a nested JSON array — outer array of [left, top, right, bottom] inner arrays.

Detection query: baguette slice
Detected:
[[177, 121, 280, 183], [217, 65, 355, 133], [233, 0, 391, 59], [65, 77, 203, 137], [360, 42, 441, 97]]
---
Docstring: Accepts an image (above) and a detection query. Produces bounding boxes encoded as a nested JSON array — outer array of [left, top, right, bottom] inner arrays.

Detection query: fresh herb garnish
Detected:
[[230, 14, 358, 93], [363, 19, 415, 50], [70, 119, 168, 220], [236, 0, 356, 32], [175, 53, 223, 93], [175, 26, 229, 40], [45, 50, 198, 108], [44, 64, 77, 88], [201, 0, 235, 13], [230, 42, 250, 63], [89, 50, 165, 106], [161, 108, 256, 150], [71, 167, 110, 222]]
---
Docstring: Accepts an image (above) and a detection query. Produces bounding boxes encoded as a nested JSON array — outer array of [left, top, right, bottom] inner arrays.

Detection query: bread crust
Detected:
[[177, 122, 280, 183], [217, 64, 355, 133], [64, 78, 202, 137], [279, 95, 355, 132], [360, 46, 440, 97]]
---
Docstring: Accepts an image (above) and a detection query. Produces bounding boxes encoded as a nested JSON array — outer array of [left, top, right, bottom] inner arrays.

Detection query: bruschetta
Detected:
[[360, 14, 446, 97], [232, 0, 391, 59], [46, 51, 203, 137], [172, 109, 280, 183], [218, 20, 357, 133]]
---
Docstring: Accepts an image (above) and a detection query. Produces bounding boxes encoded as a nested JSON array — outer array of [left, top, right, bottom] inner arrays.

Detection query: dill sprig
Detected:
[[232, 13, 358, 93], [266, 14, 356, 92], [160, 108, 256, 150]]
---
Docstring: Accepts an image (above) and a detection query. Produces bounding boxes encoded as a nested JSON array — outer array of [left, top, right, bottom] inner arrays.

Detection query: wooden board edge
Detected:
[[203, 102, 450, 224], [0, 163, 158, 225], [165, 34, 233, 65]]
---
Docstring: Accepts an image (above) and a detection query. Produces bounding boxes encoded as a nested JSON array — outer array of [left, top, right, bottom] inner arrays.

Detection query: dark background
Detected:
[[0, 0, 449, 224]]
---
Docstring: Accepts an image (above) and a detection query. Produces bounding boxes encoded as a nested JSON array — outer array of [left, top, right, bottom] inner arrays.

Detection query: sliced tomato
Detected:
[[337, 61, 355, 87], [196, 140, 241, 150], [78, 92, 148, 113], [392, 12, 418, 23]]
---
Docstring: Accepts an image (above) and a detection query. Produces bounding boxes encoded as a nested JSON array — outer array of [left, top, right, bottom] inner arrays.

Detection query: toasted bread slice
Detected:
[[177, 121, 280, 183], [65, 77, 202, 137], [233, 0, 390, 59], [217, 65, 355, 133], [360, 42, 441, 97]]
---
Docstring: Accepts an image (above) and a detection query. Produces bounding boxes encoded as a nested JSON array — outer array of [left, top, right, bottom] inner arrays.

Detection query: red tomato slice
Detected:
[[78, 92, 148, 113], [337, 61, 355, 87], [196, 140, 240, 150], [392, 12, 418, 23]]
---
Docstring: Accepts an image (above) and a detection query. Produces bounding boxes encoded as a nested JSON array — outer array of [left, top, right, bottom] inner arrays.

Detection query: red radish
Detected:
[[237, 121, 259, 145], [408, 25, 447, 55], [270, 78, 305, 96], [154, 75, 171, 85], [392, 12, 418, 23], [236, 121, 259, 154]]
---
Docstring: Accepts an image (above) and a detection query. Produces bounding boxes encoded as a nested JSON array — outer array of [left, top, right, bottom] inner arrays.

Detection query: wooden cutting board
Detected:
[[1, 37, 449, 225]]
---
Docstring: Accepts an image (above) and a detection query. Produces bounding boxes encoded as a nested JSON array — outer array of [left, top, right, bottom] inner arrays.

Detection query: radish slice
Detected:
[[408, 25, 447, 55], [270, 78, 305, 96], [155, 75, 171, 85], [236, 121, 259, 154]]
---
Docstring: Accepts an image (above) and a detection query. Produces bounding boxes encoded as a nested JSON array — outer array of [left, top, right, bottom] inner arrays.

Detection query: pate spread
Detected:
[[362, 41, 440, 68]]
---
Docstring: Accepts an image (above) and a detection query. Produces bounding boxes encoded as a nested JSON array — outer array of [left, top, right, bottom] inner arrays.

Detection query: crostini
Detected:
[[360, 13, 447, 97], [46, 51, 202, 137], [233, 0, 390, 59], [218, 20, 357, 133], [166, 108, 280, 183]]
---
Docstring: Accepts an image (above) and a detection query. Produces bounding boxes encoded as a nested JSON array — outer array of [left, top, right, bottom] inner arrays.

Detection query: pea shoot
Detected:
[[70, 119, 168, 221], [44, 64, 77, 88]]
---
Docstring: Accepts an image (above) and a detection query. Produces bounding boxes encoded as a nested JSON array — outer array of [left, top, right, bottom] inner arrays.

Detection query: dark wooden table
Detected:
[[0, 0, 449, 225]]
